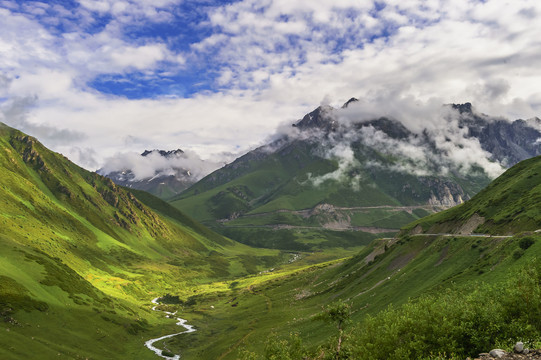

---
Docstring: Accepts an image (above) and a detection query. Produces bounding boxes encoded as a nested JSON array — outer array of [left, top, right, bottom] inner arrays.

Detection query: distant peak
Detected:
[[141, 149, 184, 157], [342, 97, 359, 108], [292, 105, 336, 131], [450, 102, 473, 114]]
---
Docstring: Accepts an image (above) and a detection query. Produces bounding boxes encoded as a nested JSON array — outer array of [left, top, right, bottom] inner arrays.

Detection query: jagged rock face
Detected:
[[141, 149, 184, 157], [108, 171, 195, 197], [293, 105, 338, 132], [471, 120, 541, 166], [455, 103, 541, 166], [427, 188, 464, 207]]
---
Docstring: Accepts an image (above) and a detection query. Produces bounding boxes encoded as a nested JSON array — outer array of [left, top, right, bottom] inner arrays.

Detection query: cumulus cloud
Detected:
[[0, 94, 86, 146], [1, 0, 541, 176], [309, 143, 363, 190]]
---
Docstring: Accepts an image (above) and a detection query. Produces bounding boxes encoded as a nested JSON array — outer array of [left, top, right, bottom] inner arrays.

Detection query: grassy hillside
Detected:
[[151, 155, 541, 358], [143, 231, 541, 359], [170, 133, 485, 252], [0, 122, 282, 359], [402, 155, 541, 235], [3, 121, 540, 359]]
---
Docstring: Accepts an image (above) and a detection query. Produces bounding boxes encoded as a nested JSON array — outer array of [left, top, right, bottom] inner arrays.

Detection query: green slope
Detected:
[[170, 125, 488, 252], [0, 122, 281, 359], [402, 155, 541, 236], [154, 155, 541, 359], [144, 231, 541, 359]]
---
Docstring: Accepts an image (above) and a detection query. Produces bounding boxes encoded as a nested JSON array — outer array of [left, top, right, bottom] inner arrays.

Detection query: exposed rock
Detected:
[[515, 342, 525, 353], [476, 348, 541, 359], [342, 97, 359, 108], [410, 224, 423, 235], [293, 105, 337, 132], [141, 149, 184, 157], [457, 213, 485, 235], [422, 179, 467, 208], [489, 349, 507, 358]]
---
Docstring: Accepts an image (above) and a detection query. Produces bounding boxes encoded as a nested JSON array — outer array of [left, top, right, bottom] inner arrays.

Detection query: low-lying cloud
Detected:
[[282, 98, 511, 189], [99, 149, 226, 181]]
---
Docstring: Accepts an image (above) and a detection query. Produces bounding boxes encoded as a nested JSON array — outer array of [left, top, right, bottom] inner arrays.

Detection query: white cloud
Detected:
[[9, 70, 74, 99], [1, 0, 541, 179], [110, 44, 167, 70], [100, 149, 224, 181], [77, 0, 180, 22]]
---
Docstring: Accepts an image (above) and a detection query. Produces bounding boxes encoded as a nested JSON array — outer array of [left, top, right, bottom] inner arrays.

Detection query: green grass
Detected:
[[140, 230, 541, 359], [403, 155, 541, 235], [170, 131, 489, 254], [2, 121, 539, 360], [0, 123, 288, 359]]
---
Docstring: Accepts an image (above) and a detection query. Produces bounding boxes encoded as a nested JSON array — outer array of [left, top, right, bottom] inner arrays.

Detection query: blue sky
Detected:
[[1, 0, 541, 172]]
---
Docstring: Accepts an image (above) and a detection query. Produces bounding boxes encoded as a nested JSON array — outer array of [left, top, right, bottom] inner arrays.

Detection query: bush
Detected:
[[264, 332, 309, 360], [185, 296, 197, 306], [350, 260, 541, 359], [161, 350, 175, 357], [519, 237, 535, 250], [159, 294, 182, 304]]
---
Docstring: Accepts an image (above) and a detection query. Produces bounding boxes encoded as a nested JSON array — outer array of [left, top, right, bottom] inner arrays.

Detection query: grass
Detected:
[[0, 123, 288, 359], [402, 155, 541, 236], [137, 230, 541, 359], [2, 121, 540, 359], [170, 131, 489, 254]]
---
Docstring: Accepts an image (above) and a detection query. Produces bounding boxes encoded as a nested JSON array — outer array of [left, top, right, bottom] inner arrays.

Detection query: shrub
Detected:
[[159, 294, 182, 304], [264, 332, 308, 360], [161, 350, 175, 357], [519, 237, 535, 250], [350, 260, 541, 359]]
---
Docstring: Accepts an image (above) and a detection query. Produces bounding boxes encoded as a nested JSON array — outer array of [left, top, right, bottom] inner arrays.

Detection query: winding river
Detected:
[[144, 298, 196, 360]]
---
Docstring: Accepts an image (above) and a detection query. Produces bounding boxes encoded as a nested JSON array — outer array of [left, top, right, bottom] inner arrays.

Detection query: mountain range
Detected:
[[101, 148, 198, 199], [165, 100, 541, 250], [2, 114, 541, 359]]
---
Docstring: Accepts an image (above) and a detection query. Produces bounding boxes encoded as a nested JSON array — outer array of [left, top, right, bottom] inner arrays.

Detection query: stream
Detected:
[[144, 297, 196, 360]]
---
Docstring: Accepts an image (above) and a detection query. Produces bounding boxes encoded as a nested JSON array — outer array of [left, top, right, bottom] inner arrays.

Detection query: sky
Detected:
[[1, 0, 541, 172]]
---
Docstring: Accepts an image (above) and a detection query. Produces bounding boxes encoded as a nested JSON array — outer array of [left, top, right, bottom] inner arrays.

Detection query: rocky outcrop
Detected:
[[293, 105, 337, 132], [474, 342, 540, 359], [455, 103, 541, 166], [423, 179, 466, 207], [457, 213, 485, 235], [427, 189, 464, 207]]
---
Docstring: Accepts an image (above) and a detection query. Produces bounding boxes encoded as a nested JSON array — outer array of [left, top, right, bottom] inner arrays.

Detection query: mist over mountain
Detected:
[[99, 148, 225, 199], [274, 99, 541, 182], [170, 99, 541, 250]]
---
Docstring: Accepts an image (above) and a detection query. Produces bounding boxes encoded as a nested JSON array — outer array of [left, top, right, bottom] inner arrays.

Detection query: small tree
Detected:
[[314, 301, 352, 359]]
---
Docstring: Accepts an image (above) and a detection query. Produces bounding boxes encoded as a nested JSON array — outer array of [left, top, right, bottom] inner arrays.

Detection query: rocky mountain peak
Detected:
[[451, 102, 474, 115], [141, 149, 185, 158], [292, 104, 337, 132], [342, 97, 359, 108]]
